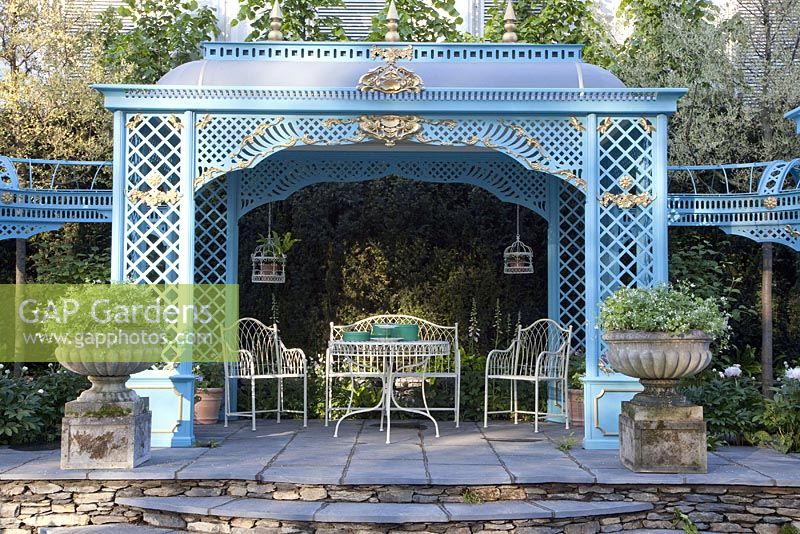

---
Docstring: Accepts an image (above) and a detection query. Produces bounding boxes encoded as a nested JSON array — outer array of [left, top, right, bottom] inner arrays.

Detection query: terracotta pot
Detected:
[[568, 388, 584, 425], [260, 262, 277, 276], [195, 387, 224, 424], [603, 330, 713, 406]]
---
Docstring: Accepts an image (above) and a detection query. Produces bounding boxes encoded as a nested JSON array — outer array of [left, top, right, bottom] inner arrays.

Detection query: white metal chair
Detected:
[[224, 318, 307, 431], [325, 314, 460, 427], [484, 318, 572, 432]]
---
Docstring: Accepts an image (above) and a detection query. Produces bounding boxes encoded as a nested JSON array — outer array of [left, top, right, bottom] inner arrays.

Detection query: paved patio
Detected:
[[1, 419, 798, 486]]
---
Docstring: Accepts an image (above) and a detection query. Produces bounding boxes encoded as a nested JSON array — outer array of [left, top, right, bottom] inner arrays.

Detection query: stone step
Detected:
[[117, 496, 653, 524], [39, 526, 179, 534]]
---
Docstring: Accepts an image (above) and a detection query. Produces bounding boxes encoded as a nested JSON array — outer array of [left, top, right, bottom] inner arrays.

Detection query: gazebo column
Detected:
[[653, 114, 670, 283], [545, 175, 562, 422], [583, 114, 664, 450], [224, 173, 240, 418], [172, 110, 198, 447], [117, 111, 197, 447]]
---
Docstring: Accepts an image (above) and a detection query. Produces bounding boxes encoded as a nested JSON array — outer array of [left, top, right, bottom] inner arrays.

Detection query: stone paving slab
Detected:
[[427, 463, 512, 485], [259, 465, 345, 484], [591, 468, 687, 485], [682, 463, 778, 486], [443, 501, 550, 520], [115, 496, 654, 524], [118, 496, 236, 515], [343, 459, 429, 484], [210, 498, 324, 520], [1, 420, 799, 486], [314, 502, 449, 523], [535, 499, 653, 518]]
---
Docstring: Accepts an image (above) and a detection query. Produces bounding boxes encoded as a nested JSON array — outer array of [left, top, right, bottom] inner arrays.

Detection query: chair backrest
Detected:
[[514, 319, 572, 378], [330, 314, 459, 373], [234, 318, 281, 376]]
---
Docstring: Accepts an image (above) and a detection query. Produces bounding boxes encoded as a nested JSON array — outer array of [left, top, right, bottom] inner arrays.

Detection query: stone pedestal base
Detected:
[[619, 401, 707, 473], [61, 397, 151, 469]]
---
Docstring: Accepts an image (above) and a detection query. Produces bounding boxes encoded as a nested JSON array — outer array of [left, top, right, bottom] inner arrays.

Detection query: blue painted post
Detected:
[[583, 114, 600, 383], [110, 111, 126, 282], [172, 110, 198, 447], [653, 114, 669, 284], [224, 173, 240, 419], [546, 175, 565, 422]]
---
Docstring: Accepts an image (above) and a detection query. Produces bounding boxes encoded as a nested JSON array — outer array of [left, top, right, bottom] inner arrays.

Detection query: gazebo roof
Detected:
[[94, 42, 686, 114], [158, 42, 625, 90]]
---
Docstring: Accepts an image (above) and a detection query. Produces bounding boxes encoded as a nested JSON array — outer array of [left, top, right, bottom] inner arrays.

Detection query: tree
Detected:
[[234, 0, 347, 41], [97, 0, 219, 84], [615, 5, 752, 167], [617, 0, 800, 393], [367, 0, 463, 42], [485, 0, 614, 66], [732, 0, 800, 395], [0, 0, 113, 373]]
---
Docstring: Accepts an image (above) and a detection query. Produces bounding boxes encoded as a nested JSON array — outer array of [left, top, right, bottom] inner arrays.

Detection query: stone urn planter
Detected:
[[57, 345, 155, 469], [603, 330, 713, 474], [195, 387, 224, 424], [603, 330, 713, 406]]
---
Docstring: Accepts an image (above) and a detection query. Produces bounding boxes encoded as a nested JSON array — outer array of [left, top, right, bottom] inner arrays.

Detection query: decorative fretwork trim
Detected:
[[194, 115, 584, 191]]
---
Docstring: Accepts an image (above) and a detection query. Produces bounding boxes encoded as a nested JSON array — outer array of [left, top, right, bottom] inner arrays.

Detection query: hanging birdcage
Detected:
[[504, 205, 534, 274], [251, 204, 286, 283]]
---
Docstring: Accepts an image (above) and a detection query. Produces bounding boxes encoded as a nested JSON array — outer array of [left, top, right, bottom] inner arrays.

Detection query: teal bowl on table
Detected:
[[393, 324, 419, 341], [371, 324, 396, 339], [342, 331, 371, 342]]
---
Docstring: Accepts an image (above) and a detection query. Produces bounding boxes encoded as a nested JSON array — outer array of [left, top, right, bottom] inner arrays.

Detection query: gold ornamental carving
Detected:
[[126, 113, 143, 129], [357, 45, 424, 94], [569, 116, 586, 133], [639, 117, 656, 134], [786, 225, 800, 238], [128, 170, 181, 207], [168, 114, 184, 131], [597, 116, 613, 134], [196, 114, 213, 130], [763, 196, 778, 209], [357, 115, 422, 146], [599, 175, 654, 209]]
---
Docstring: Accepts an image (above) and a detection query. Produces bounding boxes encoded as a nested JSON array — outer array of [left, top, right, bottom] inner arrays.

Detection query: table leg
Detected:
[[385, 369, 392, 444]]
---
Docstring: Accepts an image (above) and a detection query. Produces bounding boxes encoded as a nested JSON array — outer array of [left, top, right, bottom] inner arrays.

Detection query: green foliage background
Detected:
[[237, 178, 548, 358]]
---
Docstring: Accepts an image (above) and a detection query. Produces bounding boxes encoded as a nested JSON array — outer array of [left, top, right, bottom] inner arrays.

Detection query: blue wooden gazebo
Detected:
[[2, 31, 799, 449], [91, 38, 684, 450]]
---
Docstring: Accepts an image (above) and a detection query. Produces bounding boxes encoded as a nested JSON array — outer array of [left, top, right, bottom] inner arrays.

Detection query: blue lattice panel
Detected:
[[123, 114, 183, 283], [236, 155, 552, 219], [195, 176, 229, 284], [194, 115, 584, 192], [597, 117, 656, 293], [558, 179, 585, 350]]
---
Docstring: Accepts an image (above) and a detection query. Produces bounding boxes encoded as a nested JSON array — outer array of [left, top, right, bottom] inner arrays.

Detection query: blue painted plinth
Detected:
[[582, 374, 642, 450], [128, 366, 196, 448]]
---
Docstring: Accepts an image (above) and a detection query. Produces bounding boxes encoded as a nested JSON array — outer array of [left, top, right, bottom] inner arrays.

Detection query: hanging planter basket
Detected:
[[503, 237, 534, 274], [251, 237, 286, 284]]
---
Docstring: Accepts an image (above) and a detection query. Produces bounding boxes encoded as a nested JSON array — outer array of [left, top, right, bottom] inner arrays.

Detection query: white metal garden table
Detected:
[[328, 339, 450, 443]]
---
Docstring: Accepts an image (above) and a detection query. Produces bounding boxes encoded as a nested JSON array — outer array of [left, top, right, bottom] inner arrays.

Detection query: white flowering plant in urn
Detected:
[[599, 283, 729, 406]]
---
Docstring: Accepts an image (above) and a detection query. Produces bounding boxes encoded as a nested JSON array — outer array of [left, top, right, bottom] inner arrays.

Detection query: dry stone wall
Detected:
[[1, 480, 799, 533]]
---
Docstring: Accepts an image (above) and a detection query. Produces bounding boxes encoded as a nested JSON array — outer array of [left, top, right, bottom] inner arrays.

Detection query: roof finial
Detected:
[[267, 0, 283, 41], [502, 0, 517, 43], [385, 0, 400, 42]]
